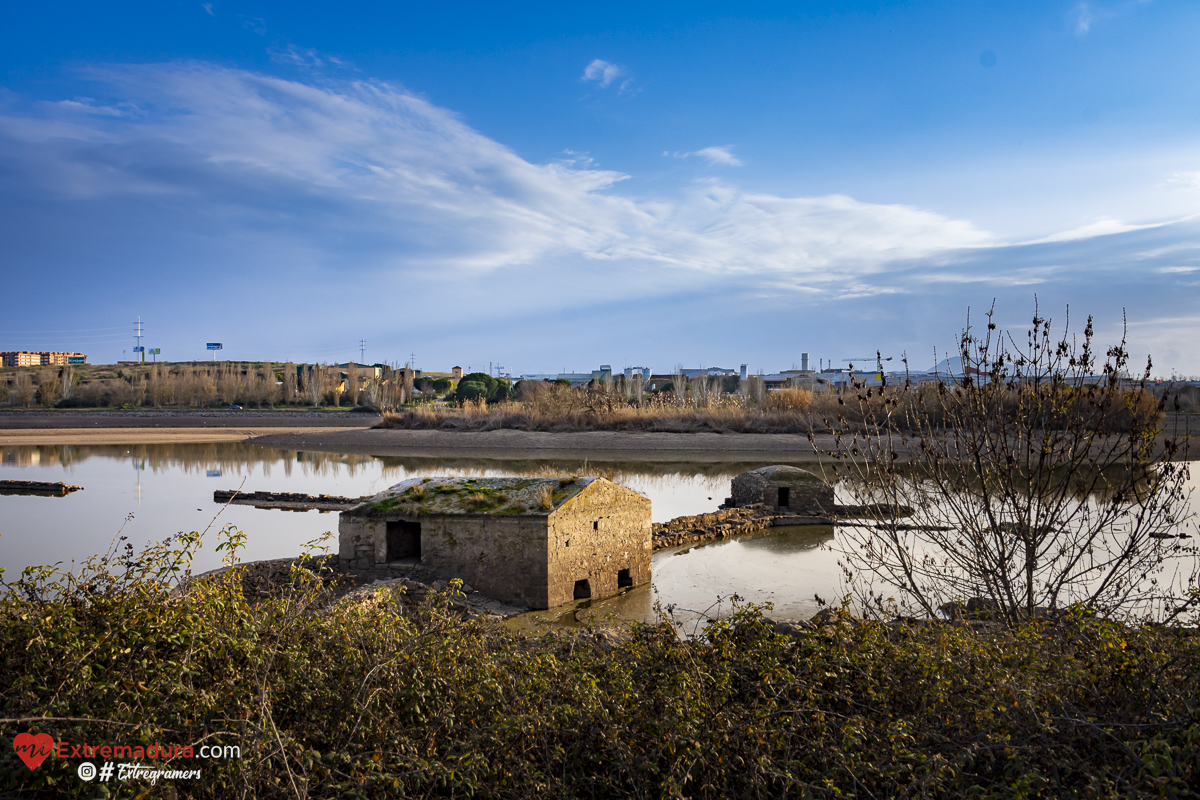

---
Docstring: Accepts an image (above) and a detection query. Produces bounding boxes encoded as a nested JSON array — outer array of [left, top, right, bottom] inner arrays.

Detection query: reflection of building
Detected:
[[339, 476, 651, 609], [1, 351, 87, 366]]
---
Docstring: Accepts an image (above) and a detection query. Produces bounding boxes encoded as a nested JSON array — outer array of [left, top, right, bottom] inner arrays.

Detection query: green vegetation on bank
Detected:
[[2, 530, 1199, 798]]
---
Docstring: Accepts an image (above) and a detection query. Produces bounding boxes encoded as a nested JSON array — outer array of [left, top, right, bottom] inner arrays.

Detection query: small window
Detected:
[[778, 487, 790, 508], [617, 569, 633, 588], [573, 579, 592, 600], [593, 520, 599, 531], [386, 520, 421, 561]]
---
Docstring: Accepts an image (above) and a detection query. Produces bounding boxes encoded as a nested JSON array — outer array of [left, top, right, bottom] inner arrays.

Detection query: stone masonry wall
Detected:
[[338, 512, 550, 607], [420, 516, 550, 609], [730, 471, 834, 513], [546, 481, 651, 609]]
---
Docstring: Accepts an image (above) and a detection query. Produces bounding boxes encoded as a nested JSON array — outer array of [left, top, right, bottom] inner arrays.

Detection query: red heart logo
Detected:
[[13, 733, 55, 771]]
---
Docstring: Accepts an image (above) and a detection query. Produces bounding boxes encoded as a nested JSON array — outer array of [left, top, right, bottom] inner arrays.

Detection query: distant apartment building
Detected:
[[1, 351, 87, 367]]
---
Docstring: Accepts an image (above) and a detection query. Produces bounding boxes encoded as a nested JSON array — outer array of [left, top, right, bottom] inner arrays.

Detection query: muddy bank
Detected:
[[0, 408, 381, 428], [249, 427, 843, 460], [0, 409, 381, 444]]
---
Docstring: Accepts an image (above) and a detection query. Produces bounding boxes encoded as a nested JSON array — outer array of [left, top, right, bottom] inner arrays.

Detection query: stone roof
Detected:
[[350, 476, 608, 517], [745, 465, 825, 484]]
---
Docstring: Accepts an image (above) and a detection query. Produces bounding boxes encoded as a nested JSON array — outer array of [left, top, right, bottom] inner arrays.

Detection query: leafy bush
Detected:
[[2, 530, 1200, 798]]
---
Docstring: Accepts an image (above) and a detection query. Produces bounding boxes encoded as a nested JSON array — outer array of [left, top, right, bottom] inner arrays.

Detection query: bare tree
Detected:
[[822, 304, 1196, 623], [36, 370, 62, 407], [12, 373, 36, 407], [346, 363, 360, 407], [305, 365, 327, 407]]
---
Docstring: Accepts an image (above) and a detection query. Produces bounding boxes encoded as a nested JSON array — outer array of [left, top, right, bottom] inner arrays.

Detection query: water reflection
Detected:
[[0, 442, 815, 579]]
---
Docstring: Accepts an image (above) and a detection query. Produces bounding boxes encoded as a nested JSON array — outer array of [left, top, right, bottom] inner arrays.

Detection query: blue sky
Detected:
[[2, 1, 1199, 375]]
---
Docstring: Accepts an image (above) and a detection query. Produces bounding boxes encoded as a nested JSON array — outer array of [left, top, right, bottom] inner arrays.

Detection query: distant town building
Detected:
[[451, 366, 463, 380], [1, 351, 86, 367]]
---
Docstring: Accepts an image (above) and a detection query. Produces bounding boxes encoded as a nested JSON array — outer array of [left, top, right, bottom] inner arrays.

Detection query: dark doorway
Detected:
[[777, 487, 790, 508], [617, 569, 633, 588], [386, 520, 421, 561], [573, 579, 592, 600]]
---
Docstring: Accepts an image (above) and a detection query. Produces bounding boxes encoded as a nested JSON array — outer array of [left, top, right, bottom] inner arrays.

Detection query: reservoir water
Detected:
[[3, 442, 1195, 626]]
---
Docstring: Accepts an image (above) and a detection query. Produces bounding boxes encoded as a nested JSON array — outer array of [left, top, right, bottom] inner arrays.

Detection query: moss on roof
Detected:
[[749, 465, 825, 484], [351, 476, 597, 517]]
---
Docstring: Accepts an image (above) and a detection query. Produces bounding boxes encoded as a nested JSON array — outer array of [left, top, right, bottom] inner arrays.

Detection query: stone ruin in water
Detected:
[[338, 476, 651, 609]]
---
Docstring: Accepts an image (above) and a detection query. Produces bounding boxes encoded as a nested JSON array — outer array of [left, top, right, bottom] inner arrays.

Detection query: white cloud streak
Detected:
[[0, 63, 991, 293], [670, 145, 743, 166], [582, 59, 624, 88]]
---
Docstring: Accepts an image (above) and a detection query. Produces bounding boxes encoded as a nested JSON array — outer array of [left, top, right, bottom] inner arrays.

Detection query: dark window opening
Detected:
[[593, 520, 599, 531], [573, 579, 592, 600], [778, 487, 790, 508], [386, 520, 421, 561], [617, 569, 633, 588]]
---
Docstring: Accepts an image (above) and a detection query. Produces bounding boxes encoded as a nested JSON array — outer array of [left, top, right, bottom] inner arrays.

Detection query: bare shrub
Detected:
[[826, 304, 1196, 623]]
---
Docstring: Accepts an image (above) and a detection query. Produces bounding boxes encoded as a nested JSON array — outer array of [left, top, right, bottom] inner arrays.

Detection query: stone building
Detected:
[[729, 465, 834, 514], [338, 476, 651, 609]]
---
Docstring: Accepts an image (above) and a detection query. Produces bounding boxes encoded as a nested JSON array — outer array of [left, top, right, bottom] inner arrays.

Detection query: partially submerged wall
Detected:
[[546, 479, 652, 608], [338, 477, 652, 610], [730, 466, 833, 513]]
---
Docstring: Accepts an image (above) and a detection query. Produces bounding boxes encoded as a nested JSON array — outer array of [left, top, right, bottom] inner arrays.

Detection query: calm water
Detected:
[[0, 443, 842, 619], [3, 443, 1194, 625]]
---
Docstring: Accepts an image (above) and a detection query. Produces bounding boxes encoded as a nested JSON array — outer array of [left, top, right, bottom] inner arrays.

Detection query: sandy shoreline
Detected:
[[250, 427, 837, 461], [3, 410, 1192, 458], [0, 427, 368, 445]]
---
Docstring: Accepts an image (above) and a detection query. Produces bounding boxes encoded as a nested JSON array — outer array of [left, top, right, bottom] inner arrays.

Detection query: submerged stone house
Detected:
[[338, 476, 651, 609], [729, 465, 834, 514]]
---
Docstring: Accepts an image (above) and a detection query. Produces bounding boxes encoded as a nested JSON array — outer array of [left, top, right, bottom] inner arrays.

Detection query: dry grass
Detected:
[[378, 381, 1174, 436]]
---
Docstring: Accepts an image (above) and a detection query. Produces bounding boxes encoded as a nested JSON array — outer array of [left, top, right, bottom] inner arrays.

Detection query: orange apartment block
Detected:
[[1, 351, 87, 367]]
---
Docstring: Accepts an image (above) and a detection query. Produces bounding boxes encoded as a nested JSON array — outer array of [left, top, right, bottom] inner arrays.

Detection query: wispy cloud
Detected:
[[201, 3, 214, 15], [1021, 218, 1167, 244], [0, 63, 986, 287], [268, 45, 344, 69], [1162, 171, 1200, 191], [582, 59, 628, 90], [3, 62, 1197, 372], [668, 145, 743, 167], [1073, 2, 1095, 34]]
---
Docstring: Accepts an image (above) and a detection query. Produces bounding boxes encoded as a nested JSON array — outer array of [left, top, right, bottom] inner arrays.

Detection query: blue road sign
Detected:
[[206, 343, 223, 350]]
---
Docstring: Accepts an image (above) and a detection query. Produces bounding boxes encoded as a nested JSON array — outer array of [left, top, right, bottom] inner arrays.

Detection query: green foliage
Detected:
[[2, 532, 1199, 798], [449, 372, 513, 405]]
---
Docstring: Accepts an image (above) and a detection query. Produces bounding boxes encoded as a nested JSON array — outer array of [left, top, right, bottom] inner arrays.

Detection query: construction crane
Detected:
[[841, 353, 893, 373]]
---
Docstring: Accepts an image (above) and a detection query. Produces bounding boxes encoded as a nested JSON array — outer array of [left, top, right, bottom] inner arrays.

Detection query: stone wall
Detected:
[[651, 505, 776, 549], [730, 466, 834, 513], [546, 480, 652, 608], [420, 516, 550, 609]]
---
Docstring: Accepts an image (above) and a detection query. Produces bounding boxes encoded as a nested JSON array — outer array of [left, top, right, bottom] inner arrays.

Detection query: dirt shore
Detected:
[[2, 410, 1192, 458], [0, 409, 380, 445], [250, 427, 838, 461]]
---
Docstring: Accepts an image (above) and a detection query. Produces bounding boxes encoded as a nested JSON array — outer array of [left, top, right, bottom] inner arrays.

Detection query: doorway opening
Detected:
[[573, 579, 592, 600], [386, 520, 421, 561]]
